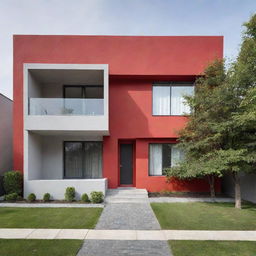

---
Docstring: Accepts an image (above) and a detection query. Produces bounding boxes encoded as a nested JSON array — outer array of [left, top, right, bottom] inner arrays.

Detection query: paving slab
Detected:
[[77, 240, 172, 256], [149, 197, 234, 203], [0, 228, 35, 239], [137, 230, 166, 240], [86, 230, 136, 240], [96, 203, 161, 230], [56, 229, 88, 239], [26, 229, 60, 239], [164, 230, 256, 241], [0, 203, 104, 208]]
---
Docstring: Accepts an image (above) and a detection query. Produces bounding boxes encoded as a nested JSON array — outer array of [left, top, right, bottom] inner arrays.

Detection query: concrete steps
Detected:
[[105, 188, 149, 204]]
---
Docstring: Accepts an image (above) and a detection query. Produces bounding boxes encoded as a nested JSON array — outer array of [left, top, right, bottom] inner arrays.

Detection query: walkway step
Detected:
[[105, 188, 149, 204], [105, 198, 149, 204]]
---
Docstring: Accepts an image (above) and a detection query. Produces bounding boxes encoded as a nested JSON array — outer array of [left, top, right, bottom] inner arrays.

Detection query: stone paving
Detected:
[[78, 188, 172, 256], [96, 203, 161, 230], [77, 240, 171, 256]]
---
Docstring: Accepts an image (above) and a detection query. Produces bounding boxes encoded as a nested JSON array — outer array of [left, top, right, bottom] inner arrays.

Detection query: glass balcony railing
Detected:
[[29, 98, 104, 116]]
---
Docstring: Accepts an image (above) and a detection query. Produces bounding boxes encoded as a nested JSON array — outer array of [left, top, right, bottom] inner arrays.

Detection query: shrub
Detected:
[[4, 192, 18, 201], [3, 171, 23, 195], [43, 193, 51, 202], [81, 193, 90, 203], [27, 193, 36, 202], [90, 191, 104, 203], [65, 187, 75, 202]]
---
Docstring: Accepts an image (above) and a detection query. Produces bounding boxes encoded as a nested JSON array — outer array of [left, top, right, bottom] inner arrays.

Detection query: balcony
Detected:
[[29, 98, 104, 116], [24, 64, 109, 135]]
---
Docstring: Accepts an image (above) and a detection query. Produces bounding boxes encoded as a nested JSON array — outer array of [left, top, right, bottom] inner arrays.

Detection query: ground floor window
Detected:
[[149, 143, 184, 176], [64, 141, 102, 179]]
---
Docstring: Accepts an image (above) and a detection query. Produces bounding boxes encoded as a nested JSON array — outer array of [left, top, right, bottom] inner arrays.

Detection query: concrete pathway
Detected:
[[78, 188, 172, 256], [0, 229, 256, 241], [149, 197, 234, 203], [96, 203, 160, 230], [0, 203, 104, 208]]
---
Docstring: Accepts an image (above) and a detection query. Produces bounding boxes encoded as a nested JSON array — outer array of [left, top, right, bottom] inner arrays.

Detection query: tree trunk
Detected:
[[207, 175, 215, 198], [233, 172, 242, 209]]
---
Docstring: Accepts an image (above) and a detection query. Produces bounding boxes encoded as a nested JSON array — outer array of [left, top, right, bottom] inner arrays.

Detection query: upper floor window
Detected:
[[152, 83, 194, 116]]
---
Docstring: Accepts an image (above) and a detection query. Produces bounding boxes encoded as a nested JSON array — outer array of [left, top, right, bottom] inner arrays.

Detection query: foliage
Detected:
[[27, 193, 36, 202], [81, 193, 90, 203], [165, 14, 256, 207], [4, 193, 18, 201], [65, 187, 75, 202], [43, 193, 51, 202], [3, 171, 23, 195], [90, 191, 104, 203]]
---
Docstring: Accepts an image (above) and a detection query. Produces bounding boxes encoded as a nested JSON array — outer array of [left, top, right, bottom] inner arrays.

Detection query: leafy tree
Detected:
[[165, 60, 226, 198], [165, 14, 256, 208]]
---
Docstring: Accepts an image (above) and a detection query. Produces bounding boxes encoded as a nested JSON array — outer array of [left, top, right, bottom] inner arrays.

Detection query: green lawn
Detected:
[[0, 207, 102, 229], [151, 202, 256, 230], [169, 241, 256, 256], [0, 239, 83, 256]]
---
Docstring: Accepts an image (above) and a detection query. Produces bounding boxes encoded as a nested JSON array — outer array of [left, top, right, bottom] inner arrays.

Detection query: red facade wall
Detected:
[[104, 78, 221, 192], [13, 35, 223, 192]]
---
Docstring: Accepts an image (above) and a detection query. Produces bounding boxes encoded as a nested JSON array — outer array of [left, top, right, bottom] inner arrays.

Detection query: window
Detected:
[[152, 83, 194, 115], [64, 85, 103, 99], [64, 142, 102, 179], [149, 143, 184, 176]]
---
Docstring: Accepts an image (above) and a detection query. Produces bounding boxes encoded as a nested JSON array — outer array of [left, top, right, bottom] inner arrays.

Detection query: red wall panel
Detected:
[[13, 35, 223, 192]]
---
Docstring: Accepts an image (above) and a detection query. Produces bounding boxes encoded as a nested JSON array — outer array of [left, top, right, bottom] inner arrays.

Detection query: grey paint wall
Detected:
[[28, 132, 42, 180], [0, 94, 13, 175], [28, 133, 102, 180], [222, 173, 256, 203]]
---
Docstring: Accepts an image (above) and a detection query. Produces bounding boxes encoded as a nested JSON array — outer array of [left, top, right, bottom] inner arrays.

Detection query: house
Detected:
[[0, 93, 13, 195], [13, 35, 223, 199]]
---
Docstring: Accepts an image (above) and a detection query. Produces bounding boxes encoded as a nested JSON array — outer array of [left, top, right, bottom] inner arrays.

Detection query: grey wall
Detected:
[[0, 94, 13, 175], [222, 173, 256, 203], [28, 132, 42, 180], [28, 72, 42, 98], [28, 134, 102, 180]]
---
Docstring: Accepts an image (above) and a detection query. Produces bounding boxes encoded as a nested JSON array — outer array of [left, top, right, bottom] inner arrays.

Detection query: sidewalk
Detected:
[[0, 229, 256, 241]]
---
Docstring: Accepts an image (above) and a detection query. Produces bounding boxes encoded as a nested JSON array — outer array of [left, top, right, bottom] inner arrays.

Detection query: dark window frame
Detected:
[[63, 141, 103, 179], [152, 82, 194, 116], [148, 143, 175, 177], [63, 85, 104, 99]]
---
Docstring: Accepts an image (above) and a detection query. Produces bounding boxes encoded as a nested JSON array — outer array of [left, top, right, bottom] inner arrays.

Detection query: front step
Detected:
[[105, 188, 149, 204]]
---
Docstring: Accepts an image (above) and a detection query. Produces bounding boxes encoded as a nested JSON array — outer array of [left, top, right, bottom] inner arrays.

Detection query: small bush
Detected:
[[3, 171, 23, 195], [43, 193, 51, 202], [90, 191, 104, 203], [65, 187, 75, 202], [4, 192, 18, 201], [27, 193, 36, 202], [81, 193, 90, 203]]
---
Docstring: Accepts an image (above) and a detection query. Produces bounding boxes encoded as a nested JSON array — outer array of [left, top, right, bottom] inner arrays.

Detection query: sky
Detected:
[[0, 0, 255, 99]]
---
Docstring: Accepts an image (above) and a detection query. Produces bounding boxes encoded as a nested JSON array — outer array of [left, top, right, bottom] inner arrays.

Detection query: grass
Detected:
[[0, 207, 103, 229], [169, 241, 256, 256], [0, 239, 83, 256], [151, 202, 256, 230]]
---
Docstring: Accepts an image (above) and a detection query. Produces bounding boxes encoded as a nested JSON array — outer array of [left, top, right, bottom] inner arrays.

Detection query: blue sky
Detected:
[[0, 0, 255, 99]]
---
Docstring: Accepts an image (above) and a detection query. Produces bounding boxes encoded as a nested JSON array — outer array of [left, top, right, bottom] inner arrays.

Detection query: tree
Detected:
[[165, 60, 227, 198], [165, 14, 256, 208]]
